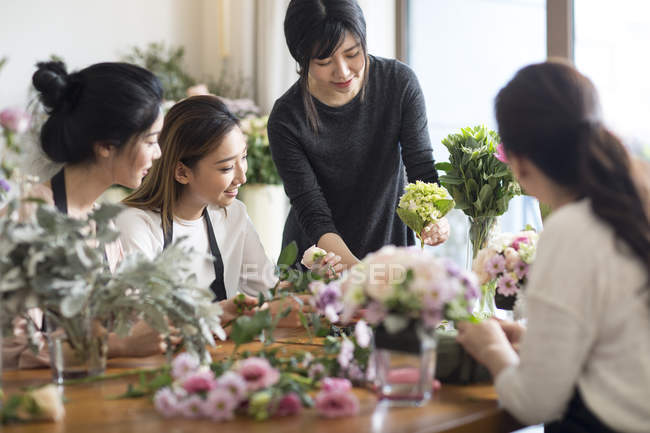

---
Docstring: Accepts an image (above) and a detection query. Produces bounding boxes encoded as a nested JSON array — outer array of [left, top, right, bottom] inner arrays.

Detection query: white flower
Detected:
[[301, 245, 327, 268], [29, 385, 65, 422]]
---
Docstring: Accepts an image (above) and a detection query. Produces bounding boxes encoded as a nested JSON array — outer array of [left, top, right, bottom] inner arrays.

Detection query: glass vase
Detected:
[[466, 215, 498, 269], [373, 322, 437, 407], [45, 311, 108, 384]]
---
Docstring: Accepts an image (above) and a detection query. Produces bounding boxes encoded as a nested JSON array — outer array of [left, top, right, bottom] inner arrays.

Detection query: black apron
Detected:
[[545, 389, 619, 433], [162, 207, 227, 302]]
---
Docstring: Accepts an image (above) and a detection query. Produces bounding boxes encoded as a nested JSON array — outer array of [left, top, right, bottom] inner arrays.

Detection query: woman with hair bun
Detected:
[[457, 61, 650, 432], [2, 60, 166, 369]]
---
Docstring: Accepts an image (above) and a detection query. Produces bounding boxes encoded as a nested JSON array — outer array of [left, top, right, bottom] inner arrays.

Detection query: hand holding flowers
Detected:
[[397, 181, 455, 247]]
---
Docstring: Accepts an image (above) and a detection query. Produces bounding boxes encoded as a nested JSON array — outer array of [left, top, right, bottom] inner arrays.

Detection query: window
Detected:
[[407, 0, 547, 265]]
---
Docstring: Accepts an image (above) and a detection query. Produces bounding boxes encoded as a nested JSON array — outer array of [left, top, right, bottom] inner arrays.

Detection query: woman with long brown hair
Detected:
[[118, 95, 340, 324], [457, 61, 650, 432]]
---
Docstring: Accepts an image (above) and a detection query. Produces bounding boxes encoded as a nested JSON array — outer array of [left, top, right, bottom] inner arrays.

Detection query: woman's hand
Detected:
[[267, 294, 314, 328], [421, 217, 450, 246], [220, 294, 259, 324], [456, 319, 519, 377], [108, 320, 167, 358], [312, 252, 344, 279], [495, 318, 526, 349]]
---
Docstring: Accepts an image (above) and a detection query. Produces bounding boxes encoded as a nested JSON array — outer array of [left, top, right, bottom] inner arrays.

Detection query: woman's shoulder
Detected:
[[368, 55, 418, 87], [115, 206, 161, 230]]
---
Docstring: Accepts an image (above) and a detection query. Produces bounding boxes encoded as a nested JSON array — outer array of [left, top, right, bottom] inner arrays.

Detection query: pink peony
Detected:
[[201, 387, 237, 421], [321, 377, 352, 393], [315, 389, 360, 418], [0, 107, 31, 134], [237, 357, 280, 391], [494, 142, 509, 163], [182, 370, 217, 394], [497, 273, 519, 296], [486, 254, 506, 278], [511, 236, 530, 251], [171, 352, 200, 380], [274, 392, 302, 417], [216, 371, 247, 402], [153, 388, 180, 418]]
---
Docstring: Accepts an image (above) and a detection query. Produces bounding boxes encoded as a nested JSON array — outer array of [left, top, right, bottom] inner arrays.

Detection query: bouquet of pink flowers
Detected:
[[472, 229, 538, 311], [331, 246, 480, 333]]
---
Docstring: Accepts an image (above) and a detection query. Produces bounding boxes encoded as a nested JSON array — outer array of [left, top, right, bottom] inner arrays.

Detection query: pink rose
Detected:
[[274, 392, 302, 417], [237, 357, 280, 391], [511, 236, 530, 251], [315, 389, 360, 418], [321, 377, 352, 393], [0, 107, 31, 134], [182, 370, 217, 393]]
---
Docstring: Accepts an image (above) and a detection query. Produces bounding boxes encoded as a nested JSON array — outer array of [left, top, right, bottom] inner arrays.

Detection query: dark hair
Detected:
[[123, 95, 240, 233], [284, 0, 369, 131], [495, 61, 650, 285], [32, 61, 163, 164]]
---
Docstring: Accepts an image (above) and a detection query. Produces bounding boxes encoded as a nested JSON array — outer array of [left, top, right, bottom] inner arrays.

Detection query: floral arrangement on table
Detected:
[[397, 181, 454, 247], [473, 228, 538, 315], [0, 197, 226, 369], [435, 126, 521, 261]]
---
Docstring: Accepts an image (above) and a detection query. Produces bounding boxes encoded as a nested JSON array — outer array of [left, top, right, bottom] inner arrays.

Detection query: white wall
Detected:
[[0, 0, 205, 108]]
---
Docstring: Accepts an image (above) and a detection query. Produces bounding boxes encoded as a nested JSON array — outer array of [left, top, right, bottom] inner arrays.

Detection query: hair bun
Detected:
[[32, 61, 69, 111]]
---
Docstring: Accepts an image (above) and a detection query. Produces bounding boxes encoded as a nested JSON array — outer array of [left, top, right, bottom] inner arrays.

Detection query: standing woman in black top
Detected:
[[269, 0, 448, 268]]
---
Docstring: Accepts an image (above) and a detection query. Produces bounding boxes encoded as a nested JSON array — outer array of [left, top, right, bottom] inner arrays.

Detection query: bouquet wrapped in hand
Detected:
[[397, 181, 455, 247]]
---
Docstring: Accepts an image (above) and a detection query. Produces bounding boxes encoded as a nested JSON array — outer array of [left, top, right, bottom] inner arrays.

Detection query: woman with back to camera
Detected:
[[456, 61, 650, 432], [2, 60, 167, 369], [268, 0, 449, 268]]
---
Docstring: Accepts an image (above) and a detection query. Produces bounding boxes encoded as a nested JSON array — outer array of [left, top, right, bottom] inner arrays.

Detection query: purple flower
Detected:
[[216, 371, 247, 402], [0, 178, 10, 192], [363, 301, 387, 325], [201, 387, 237, 421], [153, 388, 179, 418], [460, 272, 480, 301], [178, 395, 204, 419], [182, 369, 217, 394], [274, 392, 302, 417], [321, 377, 352, 393], [237, 357, 280, 391], [337, 339, 355, 369], [346, 362, 365, 382], [315, 389, 360, 418], [486, 254, 506, 278], [171, 353, 199, 380], [311, 281, 343, 322], [0, 107, 31, 134], [497, 273, 519, 296], [354, 320, 371, 348]]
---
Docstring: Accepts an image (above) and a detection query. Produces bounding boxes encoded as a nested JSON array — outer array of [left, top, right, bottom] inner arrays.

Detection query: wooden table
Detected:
[[2, 329, 522, 433]]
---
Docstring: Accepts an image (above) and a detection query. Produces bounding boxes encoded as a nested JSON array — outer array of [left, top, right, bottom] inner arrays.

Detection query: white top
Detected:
[[495, 199, 650, 431], [115, 200, 277, 299]]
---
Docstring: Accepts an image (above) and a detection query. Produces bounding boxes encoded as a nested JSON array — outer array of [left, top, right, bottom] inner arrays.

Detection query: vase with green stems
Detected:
[[436, 126, 521, 315]]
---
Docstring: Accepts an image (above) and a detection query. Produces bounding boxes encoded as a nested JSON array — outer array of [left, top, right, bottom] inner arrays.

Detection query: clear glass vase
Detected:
[[46, 311, 108, 384], [466, 215, 498, 269], [373, 323, 437, 407]]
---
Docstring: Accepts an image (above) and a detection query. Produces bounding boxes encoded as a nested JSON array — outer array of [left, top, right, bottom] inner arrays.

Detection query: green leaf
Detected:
[[277, 241, 298, 268], [435, 162, 453, 172], [396, 208, 424, 234]]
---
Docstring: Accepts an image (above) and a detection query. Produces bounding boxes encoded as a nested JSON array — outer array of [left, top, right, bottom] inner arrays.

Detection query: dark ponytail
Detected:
[[284, 0, 369, 132], [32, 61, 163, 164], [495, 61, 650, 284]]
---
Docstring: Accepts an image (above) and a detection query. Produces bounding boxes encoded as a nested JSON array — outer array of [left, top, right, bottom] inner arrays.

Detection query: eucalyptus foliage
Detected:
[[0, 199, 224, 361]]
